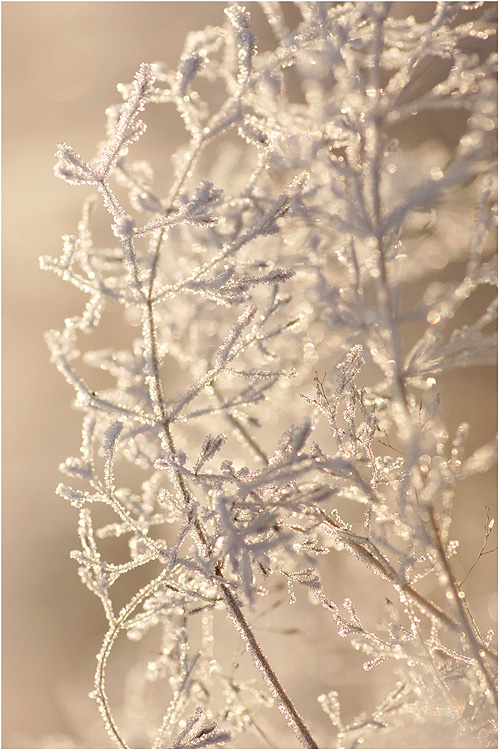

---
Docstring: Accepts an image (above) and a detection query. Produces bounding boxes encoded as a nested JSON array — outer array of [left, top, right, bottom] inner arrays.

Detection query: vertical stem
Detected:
[[368, 5, 408, 412], [366, 8, 420, 523]]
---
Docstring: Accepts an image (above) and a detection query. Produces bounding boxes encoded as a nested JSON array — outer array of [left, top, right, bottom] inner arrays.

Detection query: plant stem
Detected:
[[142, 257, 319, 748], [221, 583, 319, 749], [428, 508, 498, 705]]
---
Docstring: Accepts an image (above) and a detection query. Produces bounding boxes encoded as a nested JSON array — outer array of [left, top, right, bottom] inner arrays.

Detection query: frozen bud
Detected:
[[112, 214, 136, 238]]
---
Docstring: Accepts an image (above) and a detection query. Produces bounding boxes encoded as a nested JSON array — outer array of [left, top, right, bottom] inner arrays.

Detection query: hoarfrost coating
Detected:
[[42, 3, 497, 748]]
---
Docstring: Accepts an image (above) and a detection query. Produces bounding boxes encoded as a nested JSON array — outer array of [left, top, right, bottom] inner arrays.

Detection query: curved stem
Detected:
[[94, 570, 168, 750]]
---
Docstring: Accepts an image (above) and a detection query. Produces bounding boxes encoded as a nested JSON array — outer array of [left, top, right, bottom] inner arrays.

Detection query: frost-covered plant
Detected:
[[42, 2, 498, 748]]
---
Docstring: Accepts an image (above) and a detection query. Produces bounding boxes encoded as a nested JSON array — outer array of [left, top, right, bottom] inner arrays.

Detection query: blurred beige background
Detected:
[[2, 3, 497, 749]]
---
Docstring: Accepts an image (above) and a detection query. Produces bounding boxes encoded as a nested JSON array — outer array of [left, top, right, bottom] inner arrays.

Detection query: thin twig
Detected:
[[428, 506, 497, 705]]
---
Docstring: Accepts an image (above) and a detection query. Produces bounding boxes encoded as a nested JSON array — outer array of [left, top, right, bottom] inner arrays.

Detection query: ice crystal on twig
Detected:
[[44, 3, 497, 748]]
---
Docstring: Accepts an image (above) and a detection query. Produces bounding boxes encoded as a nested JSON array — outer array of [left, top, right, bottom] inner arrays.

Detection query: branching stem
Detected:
[[140, 211, 319, 749], [428, 507, 498, 706]]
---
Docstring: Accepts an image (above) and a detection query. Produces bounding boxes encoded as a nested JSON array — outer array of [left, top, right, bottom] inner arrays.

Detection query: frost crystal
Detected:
[[43, 3, 497, 749]]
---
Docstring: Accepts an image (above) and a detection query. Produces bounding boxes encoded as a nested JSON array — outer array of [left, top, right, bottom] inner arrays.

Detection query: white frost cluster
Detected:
[[42, 3, 497, 749]]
